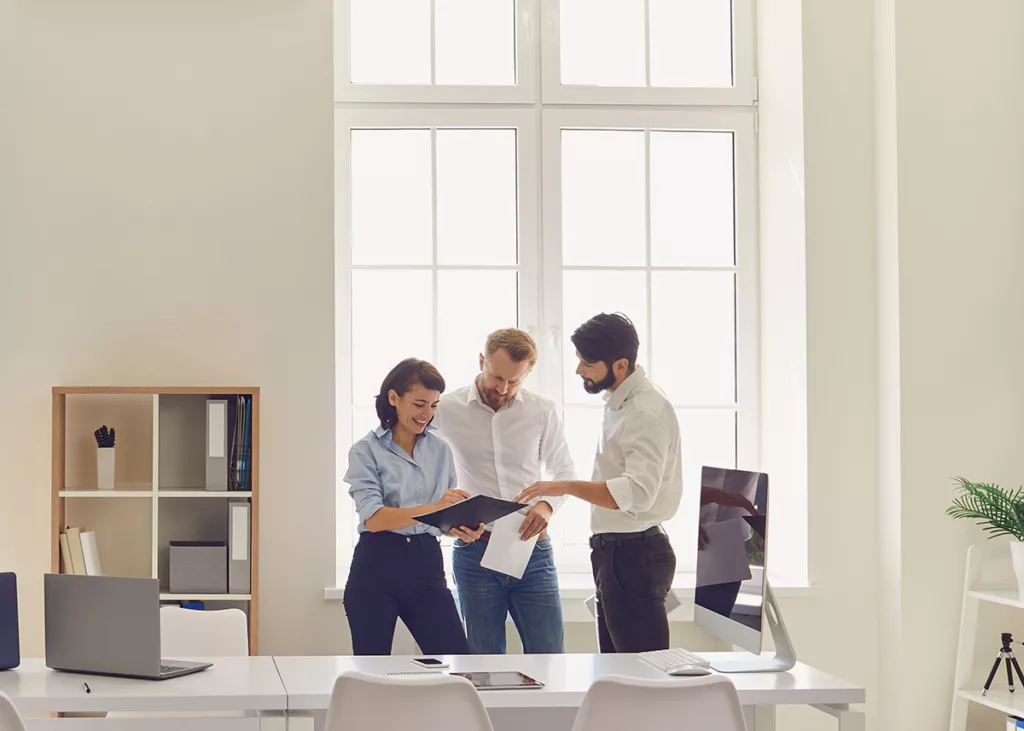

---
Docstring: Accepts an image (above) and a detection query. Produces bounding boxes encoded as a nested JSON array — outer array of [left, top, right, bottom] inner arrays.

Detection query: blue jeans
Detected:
[[452, 537, 564, 654]]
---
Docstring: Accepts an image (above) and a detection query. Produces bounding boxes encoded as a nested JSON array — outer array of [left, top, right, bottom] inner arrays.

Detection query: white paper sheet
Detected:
[[479, 512, 537, 579], [695, 517, 752, 588], [208, 402, 226, 458], [231, 504, 249, 561]]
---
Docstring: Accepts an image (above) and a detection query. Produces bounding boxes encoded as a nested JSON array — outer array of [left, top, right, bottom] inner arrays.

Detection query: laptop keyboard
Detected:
[[160, 664, 186, 675]]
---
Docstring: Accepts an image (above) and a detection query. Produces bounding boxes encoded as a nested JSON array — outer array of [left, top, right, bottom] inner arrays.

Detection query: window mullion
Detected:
[[429, 0, 437, 85], [644, 128, 653, 380], [431, 127, 440, 363]]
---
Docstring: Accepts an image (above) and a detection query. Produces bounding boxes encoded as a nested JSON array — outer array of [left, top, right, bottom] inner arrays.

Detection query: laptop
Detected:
[[0, 573, 19, 670], [44, 574, 212, 680]]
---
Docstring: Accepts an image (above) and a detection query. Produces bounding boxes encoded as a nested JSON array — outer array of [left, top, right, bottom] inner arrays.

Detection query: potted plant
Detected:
[[94, 425, 116, 490], [947, 477, 1024, 599]]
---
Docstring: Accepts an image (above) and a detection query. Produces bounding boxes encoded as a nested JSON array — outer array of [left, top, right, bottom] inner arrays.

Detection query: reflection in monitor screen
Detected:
[[694, 466, 768, 634]]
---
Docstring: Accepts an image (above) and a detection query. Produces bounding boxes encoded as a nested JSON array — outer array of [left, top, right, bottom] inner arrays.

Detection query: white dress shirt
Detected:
[[434, 381, 577, 514], [591, 366, 683, 535]]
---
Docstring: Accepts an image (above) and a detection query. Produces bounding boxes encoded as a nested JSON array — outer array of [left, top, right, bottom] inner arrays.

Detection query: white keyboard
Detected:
[[639, 648, 711, 673]]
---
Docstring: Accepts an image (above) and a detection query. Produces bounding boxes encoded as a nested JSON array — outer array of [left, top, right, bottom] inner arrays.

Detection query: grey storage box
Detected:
[[169, 541, 227, 594]]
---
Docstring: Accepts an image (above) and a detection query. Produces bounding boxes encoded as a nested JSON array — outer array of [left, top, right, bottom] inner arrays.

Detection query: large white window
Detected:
[[336, 0, 766, 587]]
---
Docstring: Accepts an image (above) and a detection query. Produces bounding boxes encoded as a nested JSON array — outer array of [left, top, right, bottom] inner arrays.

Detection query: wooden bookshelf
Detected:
[[51, 386, 260, 654]]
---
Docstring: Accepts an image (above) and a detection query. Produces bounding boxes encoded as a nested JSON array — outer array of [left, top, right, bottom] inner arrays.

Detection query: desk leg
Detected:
[[259, 711, 288, 731], [811, 703, 865, 731], [743, 706, 776, 731], [281, 712, 316, 731]]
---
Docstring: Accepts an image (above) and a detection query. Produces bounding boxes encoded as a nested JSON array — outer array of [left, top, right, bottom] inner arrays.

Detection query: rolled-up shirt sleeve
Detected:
[[605, 411, 670, 517], [345, 440, 385, 527], [540, 402, 576, 514]]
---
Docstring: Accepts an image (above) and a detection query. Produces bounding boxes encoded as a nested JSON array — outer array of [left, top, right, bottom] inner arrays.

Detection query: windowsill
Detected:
[[325, 573, 816, 622]]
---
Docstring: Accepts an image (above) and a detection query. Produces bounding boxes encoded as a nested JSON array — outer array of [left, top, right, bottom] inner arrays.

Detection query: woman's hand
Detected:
[[433, 488, 471, 511], [451, 522, 486, 543]]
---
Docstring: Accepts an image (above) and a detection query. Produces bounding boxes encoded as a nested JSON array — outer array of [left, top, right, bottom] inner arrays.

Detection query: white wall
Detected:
[[878, 1, 1024, 729], [0, 0, 343, 656]]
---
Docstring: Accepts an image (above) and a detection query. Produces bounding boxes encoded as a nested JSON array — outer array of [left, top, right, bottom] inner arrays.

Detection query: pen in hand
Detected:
[[83, 682, 91, 693]]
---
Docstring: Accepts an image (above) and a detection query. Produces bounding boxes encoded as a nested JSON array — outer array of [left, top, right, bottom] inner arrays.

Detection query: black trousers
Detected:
[[344, 531, 469, 656], [590, 527, 676, 653]]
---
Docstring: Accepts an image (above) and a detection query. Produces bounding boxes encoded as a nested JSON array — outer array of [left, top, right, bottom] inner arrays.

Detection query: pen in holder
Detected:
[[94, 425, 116, 490]]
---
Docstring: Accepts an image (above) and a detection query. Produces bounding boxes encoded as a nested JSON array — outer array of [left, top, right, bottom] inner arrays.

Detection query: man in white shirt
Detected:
[[433, 328, 576, 654], [516, 313, 682, 653]]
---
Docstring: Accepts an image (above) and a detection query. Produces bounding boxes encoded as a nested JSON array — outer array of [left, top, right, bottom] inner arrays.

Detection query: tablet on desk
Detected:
[[450, 671, 544, 690]]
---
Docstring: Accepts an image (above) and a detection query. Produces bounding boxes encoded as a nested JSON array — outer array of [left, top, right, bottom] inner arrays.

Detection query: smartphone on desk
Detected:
[[411, 657, 449, 669]]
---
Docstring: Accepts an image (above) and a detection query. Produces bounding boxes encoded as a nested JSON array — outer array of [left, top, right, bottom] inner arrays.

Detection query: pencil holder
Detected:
[[94, 425, 116, 490]]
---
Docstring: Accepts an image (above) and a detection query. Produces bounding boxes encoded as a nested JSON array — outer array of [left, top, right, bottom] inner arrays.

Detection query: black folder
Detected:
[[413, 495, 524, 534]]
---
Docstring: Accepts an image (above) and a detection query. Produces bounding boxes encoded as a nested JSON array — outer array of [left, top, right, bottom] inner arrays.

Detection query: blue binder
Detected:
[[0, 572, 19, 670]]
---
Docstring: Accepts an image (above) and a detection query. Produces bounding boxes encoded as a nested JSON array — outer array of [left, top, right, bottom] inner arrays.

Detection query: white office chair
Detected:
[[160, 606, 249, 657], [324, 670, 494, 731], [0, 692, 28, 731], [107, 607, 249, 721], [571, 674, 747, 731]]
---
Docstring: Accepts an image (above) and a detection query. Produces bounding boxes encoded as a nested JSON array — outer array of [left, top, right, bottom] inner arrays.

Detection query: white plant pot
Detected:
[[1010, 542, 1024, 602], [96, 447, 115, 490]]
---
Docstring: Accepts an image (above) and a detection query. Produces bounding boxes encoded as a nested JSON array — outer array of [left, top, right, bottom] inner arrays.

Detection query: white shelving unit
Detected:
[[950, 543, 1024, 730], [51, 387, 260, 654]]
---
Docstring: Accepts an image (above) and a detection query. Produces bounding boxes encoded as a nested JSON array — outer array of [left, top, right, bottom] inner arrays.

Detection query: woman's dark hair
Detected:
[[570, 312, 640, 373], [375, 358, 446, 429]]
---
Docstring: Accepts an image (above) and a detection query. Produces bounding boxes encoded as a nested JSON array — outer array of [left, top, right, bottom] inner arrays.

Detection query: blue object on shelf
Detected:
[[0, 573, 19, 670], [181, 601, 205, 611]]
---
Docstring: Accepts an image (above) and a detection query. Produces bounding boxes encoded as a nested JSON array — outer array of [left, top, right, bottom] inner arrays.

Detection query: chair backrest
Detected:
[[0, 692, 27, 731], [571, 675, 747, 731], [323, 671, 494, 731], [159, 606, 249, 657]]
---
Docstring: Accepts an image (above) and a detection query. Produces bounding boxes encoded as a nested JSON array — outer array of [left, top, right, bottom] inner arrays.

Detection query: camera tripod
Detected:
[[983, 633, 1024, 696]]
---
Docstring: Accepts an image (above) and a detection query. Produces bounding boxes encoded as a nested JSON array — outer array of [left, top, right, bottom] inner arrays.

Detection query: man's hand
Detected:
[[700, 486, 757, 515], [515, 481, 569, 505], [519, 501, 553, 541], [698, 526, 710, 550], [450, 522, 486, 543]]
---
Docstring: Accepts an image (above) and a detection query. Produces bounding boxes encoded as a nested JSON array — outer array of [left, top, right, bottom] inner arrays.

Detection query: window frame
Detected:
[[538, 108, 760, 574], [334, 0, 540, 104], [334, 0, 774, 589], [540, 0, 758, 106], [335, 107, 541, 579]]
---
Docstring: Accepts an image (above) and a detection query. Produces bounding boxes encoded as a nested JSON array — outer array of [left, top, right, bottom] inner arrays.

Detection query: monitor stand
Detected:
[[710, 582, 796, 673]]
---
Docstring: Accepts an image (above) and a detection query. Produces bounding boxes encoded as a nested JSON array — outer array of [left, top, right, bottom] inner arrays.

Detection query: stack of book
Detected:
[[59, 527, 103, 576]]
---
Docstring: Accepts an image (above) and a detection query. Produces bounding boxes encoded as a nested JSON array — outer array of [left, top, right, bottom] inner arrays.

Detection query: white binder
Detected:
[[206, 399, 228, 491], [228, 500, 251, 593]]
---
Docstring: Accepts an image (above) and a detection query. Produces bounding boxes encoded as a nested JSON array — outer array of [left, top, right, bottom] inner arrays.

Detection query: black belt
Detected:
[[589, 525, 664, 549]]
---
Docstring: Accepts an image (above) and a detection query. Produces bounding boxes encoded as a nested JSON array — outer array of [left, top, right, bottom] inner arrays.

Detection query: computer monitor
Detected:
[[693, 466, 795, 673]]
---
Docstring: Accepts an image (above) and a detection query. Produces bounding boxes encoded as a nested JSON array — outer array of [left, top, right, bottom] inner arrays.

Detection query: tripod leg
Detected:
[[1011, 655, 1024, 689], [984, 655, 1003, 696], [1009, 657, 1016, 693]]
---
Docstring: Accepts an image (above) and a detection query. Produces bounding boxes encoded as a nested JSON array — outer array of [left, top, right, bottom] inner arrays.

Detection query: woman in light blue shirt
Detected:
[[343, 358, 484, 655]]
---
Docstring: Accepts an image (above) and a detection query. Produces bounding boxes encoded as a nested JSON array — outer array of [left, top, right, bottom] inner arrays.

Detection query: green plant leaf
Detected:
[[947, 477, 1024, 541]]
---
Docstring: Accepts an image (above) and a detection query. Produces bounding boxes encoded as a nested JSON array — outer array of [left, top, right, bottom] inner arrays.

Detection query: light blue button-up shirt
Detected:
[[345, 424, 457, 536]]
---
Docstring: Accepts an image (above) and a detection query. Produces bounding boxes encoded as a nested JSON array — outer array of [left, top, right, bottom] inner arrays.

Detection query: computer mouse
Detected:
[[668, 664, 712, 676]]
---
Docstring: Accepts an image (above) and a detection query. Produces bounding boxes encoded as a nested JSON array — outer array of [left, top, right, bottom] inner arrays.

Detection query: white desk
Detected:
[[0, 655, 865, 731], [272, 653, 866, 731], [0, 658, 288, 730]]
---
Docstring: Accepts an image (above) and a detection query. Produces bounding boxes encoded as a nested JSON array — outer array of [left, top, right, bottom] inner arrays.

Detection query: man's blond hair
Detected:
[[485, 328, 538, 367]]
